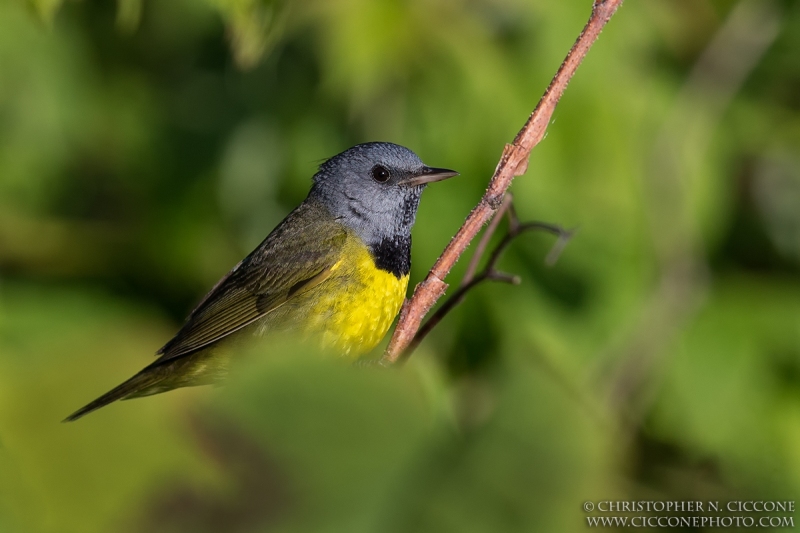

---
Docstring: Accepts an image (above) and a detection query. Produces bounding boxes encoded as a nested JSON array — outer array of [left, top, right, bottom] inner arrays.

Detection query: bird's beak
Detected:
[[401, 166, 459, 188]]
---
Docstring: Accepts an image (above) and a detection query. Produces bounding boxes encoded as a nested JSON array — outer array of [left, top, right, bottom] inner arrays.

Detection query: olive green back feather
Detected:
[[156, 200, 347, 362]]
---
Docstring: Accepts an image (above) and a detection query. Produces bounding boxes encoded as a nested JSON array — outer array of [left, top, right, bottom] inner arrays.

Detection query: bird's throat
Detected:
[[369, 234, 411, 279]]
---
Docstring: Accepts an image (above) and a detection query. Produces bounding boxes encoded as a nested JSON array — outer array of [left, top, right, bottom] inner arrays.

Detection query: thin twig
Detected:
[[398, 204, 575, 361], [462, 194, 514, 285], [382, 0, 625, 364]]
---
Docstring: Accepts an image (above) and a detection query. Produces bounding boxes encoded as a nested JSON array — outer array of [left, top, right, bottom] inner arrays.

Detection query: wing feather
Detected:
[[156, 201, 346, 362]]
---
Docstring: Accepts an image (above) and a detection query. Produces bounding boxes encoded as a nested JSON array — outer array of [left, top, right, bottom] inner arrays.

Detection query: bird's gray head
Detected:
[[308, 142, 457, 277]]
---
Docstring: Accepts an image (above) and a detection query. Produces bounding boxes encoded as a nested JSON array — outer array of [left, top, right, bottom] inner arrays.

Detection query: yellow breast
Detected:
[[302, 235, 408, 357]]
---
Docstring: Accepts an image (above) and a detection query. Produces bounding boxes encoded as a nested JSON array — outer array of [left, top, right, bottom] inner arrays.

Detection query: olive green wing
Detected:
[[155, 201, 346, 362]]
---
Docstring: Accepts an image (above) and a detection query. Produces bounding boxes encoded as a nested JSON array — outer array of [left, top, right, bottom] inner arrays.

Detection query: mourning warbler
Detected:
[[64, 142, 457, 421]]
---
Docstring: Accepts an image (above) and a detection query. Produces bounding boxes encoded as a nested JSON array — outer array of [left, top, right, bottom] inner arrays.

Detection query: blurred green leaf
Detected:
[[208, 0, 290, 69], [1, 0, 799, 530]]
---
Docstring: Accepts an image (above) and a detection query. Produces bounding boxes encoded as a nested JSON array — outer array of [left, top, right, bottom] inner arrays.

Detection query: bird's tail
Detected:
[[62, 366, 164, 422]]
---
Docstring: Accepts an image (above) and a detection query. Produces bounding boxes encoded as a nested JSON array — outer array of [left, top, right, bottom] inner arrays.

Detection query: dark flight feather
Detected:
[[155, 200, 347, 363]]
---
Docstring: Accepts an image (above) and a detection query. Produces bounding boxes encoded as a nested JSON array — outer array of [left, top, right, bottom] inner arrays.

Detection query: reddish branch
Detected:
[[382, 0, 624, 364], [398, 198, 575, 361]]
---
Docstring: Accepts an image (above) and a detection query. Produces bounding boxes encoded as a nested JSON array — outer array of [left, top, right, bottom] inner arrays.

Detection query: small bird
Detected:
[[64, 142, 457, 421]]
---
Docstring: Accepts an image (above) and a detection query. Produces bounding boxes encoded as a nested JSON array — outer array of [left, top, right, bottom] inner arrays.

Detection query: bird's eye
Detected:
[[371, 165, 390, 183]]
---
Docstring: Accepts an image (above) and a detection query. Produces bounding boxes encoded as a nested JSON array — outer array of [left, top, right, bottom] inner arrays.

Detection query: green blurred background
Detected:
[[1, 0, 799, 531]]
